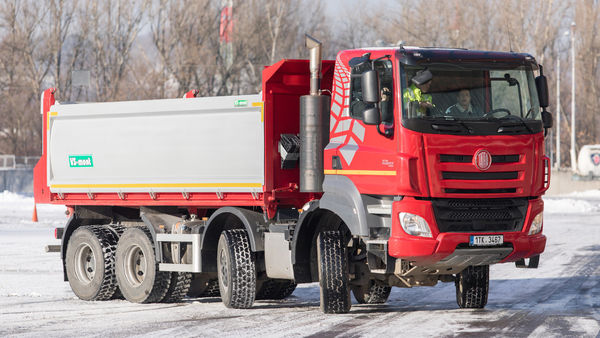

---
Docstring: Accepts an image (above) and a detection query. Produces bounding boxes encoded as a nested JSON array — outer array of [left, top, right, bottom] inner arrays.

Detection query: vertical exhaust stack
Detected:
[[300, 34, 330, 193]]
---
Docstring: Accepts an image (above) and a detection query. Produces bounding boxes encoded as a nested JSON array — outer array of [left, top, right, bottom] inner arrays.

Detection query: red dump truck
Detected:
[[34, 36, 552, 313]]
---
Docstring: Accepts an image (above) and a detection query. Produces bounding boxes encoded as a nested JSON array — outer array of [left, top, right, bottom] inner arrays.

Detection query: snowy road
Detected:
[[1, 191, 600, 337]]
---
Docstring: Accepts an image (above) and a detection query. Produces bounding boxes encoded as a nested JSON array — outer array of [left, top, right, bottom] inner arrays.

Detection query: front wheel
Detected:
[[256, 279, 297, 300], [317, 231, 351, 314], [455, 265, 489, 308], [217, 229, 256, 309], [352, 280, 391, 304]]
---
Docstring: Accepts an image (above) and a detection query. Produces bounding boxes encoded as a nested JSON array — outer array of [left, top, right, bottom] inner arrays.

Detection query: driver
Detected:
[[403, 69, 434, 115], [445, 89, 473, 116]]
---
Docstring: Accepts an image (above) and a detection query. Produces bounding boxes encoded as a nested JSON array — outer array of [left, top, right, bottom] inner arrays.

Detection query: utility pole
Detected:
[[556, 58, 561, 168], [570, 22, 577, 173]]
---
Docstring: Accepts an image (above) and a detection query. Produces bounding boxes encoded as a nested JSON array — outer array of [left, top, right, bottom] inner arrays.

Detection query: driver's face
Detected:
[[420, 80, 432, 93], [458, 90, 470, 108]]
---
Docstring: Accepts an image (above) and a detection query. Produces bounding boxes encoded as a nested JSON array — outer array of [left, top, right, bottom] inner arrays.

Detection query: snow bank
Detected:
[[543, 197, 600, 214], [543, 189, 600, 214], [0, 190, 65, 229], [562, 189, 600, 199]]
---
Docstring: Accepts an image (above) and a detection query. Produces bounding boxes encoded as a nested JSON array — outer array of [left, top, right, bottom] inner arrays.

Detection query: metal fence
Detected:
[[0, 155, 15, 170], [0, 155, 40, 170]]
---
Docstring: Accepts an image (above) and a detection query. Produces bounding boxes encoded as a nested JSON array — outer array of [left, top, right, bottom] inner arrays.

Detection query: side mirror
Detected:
[[362, 70, 379, 103], [535, 75, 549, 108], [363, 106, 381, 125], [542, 110, 553, 129]]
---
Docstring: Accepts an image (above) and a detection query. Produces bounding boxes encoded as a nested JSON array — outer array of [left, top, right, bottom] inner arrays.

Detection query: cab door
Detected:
[[324, 52, 399, 195]]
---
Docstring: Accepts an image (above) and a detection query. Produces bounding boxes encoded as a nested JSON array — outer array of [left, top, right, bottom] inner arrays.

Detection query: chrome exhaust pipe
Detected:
[[305, 34, 322, 96], [300, 34, 329, 193]]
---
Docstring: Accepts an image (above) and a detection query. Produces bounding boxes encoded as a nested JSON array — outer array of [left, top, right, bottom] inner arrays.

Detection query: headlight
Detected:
[[528, 213, 543, 235], [399, 212, 432, 237]]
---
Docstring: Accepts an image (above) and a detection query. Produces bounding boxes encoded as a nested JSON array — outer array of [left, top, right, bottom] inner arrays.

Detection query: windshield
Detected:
[[401, 62, 542, 135]]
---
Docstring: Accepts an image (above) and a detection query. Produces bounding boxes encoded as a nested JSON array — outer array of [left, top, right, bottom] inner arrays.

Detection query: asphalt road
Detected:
[[1, 197, 599, 337]]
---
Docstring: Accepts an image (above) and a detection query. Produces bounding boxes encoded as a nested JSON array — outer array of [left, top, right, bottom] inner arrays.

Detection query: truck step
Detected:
[[366, 204, 392, 215], [45, 245, 61, 253]]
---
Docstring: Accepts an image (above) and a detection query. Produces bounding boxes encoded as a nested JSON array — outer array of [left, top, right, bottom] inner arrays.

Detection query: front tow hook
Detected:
[[515, 254, 540, 268]]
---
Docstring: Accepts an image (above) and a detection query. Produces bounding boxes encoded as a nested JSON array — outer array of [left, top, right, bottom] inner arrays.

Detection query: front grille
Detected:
[[439, 153, 522, 195], [442, 171, 518, 180], [440, 154, 520, 163], [432, 198, 528, 232], [444, 188, 517, 194]]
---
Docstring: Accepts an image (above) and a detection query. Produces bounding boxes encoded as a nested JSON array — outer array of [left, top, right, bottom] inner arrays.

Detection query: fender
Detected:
[[60, 215, 80, 281], [319, 175, 369, 237], [204, 207, 265, 252]]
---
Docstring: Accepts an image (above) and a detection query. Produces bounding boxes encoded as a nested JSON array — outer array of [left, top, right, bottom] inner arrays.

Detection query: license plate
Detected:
[[469, 235, 503, 246]]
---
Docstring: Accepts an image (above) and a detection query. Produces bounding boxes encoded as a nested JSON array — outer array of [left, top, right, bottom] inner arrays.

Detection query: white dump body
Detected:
[[577, 144, 600, 177], [47, 95, 264, 193]]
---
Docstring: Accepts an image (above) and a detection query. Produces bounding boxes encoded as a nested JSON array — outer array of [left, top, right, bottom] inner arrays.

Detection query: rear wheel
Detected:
[[161, 272, 192, 303], [187, 275, 220, 298], [317, 231, 351, 314], [352, 280, 391, 304], [217, 229, 256, 309], [115, 227, 171, 303], [455, 265, 489, 308], [65, 226, 119, 301], [256, 279, 297, 300]]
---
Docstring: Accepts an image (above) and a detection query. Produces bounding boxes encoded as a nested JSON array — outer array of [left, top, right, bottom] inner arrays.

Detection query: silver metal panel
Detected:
[[159, 263, 196, 273], [156, 233, 201, 273], [47, 95, 264, 193], [264, 232, 295, 280]]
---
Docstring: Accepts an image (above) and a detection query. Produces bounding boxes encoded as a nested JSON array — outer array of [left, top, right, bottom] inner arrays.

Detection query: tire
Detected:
[[203, 279, 221, 297], [352, 280, 391, 304], [187, 276, 220, 298], [217, 229, 256, 309], [161, 272, 192, 303], [115, 227, 171, 303], [317, 231, 351, 314], [256, 279, 297, 300], [455, 265, 489, 309], [65, 226, 119, 301]]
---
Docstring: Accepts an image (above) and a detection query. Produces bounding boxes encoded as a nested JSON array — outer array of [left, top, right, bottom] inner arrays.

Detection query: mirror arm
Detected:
[[376, 123, 393, 138]]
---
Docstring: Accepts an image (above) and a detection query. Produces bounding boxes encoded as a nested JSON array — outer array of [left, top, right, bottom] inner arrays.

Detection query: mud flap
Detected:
[[515, 254, 540, 268]]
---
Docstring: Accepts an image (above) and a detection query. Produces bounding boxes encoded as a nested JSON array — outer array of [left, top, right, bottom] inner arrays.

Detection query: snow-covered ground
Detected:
[[1, 190, 600, 337]]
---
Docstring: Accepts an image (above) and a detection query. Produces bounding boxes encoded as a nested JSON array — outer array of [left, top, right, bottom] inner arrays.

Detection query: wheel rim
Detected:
[[124, 244, 146, 287], [218, 247, 229, 292], [74, 243, 95, 284]]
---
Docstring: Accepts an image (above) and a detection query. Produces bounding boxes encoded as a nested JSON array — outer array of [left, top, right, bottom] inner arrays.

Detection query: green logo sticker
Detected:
[[234, 99, 248, 107], [69, 155, 93, 168]]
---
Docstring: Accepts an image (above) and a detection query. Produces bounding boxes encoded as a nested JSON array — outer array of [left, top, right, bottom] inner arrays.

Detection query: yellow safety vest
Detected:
[[403, 84, 433, 114]]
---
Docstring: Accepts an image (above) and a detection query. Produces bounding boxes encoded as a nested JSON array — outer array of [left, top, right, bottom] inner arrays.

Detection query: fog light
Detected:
[[399, 212, 432, 237], [529, 213, 543, 235]]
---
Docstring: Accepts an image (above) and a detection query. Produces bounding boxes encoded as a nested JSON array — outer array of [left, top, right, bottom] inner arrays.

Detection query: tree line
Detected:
[[0, 0, 597, 169]]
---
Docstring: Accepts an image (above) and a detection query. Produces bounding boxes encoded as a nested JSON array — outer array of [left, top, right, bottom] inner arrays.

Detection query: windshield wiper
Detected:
[[432, 116, 474, 134], [496, 115, 533, 134]]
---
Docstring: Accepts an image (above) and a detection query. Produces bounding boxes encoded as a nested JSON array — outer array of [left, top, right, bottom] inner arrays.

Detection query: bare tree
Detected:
[[85, 0, 147, 101]]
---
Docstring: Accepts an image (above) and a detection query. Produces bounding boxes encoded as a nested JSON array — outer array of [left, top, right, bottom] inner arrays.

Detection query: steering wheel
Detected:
[[483, 108, 511, 119]]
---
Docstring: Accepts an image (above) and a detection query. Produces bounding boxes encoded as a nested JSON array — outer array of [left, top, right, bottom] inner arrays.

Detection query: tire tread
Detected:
[[455, 265, 489, 309], [318, 231, 351, 314]]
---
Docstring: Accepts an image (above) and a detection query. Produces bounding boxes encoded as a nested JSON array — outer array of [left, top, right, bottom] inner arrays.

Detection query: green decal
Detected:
[[69, 155, 94, 168], [234, 99, 248, 107]]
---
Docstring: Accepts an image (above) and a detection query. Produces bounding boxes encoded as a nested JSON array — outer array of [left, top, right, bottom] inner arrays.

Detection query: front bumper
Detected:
[[388, 197, 546, 266]]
